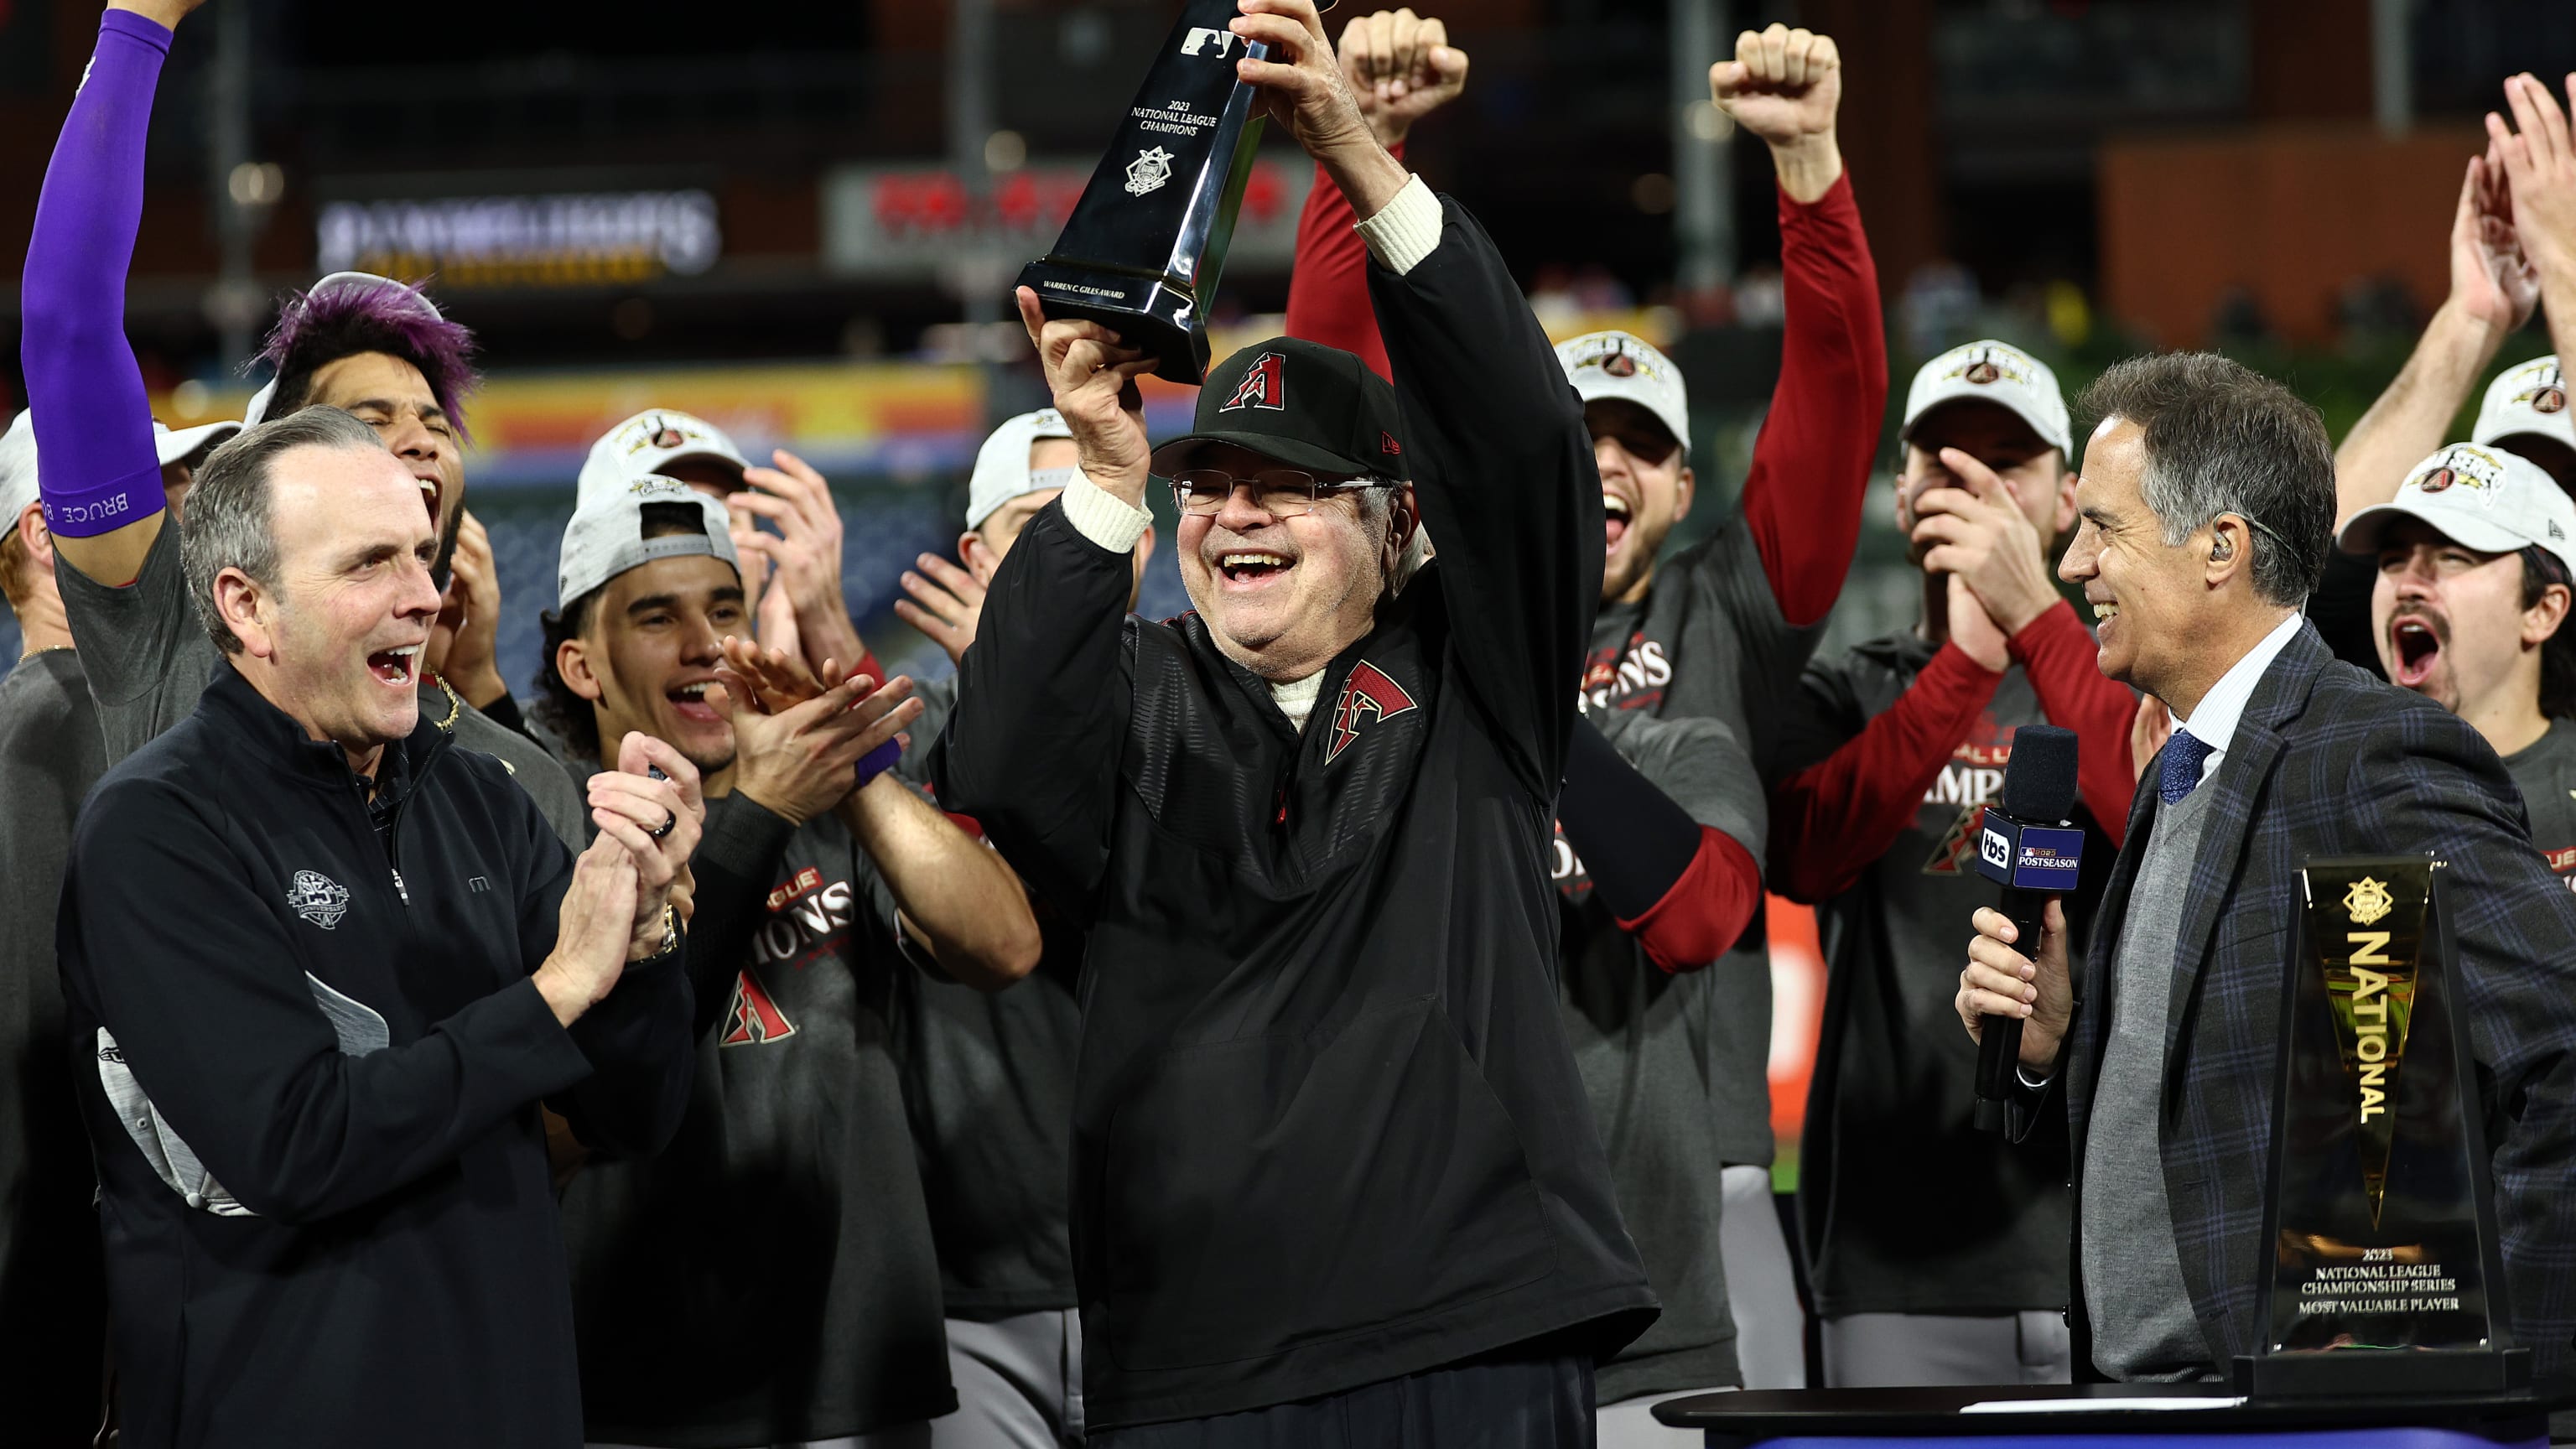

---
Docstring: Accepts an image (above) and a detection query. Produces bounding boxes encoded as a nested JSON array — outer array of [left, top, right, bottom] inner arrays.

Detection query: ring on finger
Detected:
[[651, 811, 678, 840]]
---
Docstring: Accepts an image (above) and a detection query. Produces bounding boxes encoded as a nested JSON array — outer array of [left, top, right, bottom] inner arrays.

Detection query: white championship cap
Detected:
[[558, 475, 742, 605], [242, 271, 449, 427], [1902, 340, 2072, 456], [1555, 331, 1690, 452], [577, 409, 753, 507], [2471, 356, 2575, 455], [0, 413, 243, 527], [2338, 441, 2576, 575], [966, 409, 1078, 530]]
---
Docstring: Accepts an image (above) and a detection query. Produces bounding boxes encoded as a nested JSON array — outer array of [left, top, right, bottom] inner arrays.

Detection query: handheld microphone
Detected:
[[1971, 724, 2084, 1135]]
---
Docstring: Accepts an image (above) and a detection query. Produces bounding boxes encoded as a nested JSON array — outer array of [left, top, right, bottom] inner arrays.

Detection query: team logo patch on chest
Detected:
[[287, 870, 352, 930], [1327, 660, 1420, 763]]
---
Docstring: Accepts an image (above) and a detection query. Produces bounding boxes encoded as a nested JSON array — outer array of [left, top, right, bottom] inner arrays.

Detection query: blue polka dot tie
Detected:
[[2158, 728, 2216, 806]]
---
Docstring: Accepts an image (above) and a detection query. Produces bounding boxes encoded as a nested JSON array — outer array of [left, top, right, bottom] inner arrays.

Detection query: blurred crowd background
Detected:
[[3, 0, 2573, 1176]]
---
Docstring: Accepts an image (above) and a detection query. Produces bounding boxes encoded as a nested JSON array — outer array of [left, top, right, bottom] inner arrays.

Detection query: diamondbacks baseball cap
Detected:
[[967, 409, 1078, 530], [1149, 337, 1408, 479], [1903, 340, 2072, 456], [578, 410, 752, 506], [0, 413, 242, 527], [1557, 331, 1690, 452], [558, 475, 741, 605], [2338, 442, 2576, 574], [2472, 356, 2574, 456]]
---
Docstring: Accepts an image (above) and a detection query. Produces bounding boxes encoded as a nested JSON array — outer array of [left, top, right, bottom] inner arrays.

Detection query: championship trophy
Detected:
[[1019, 0, 1332, 384], [2234, 858, 2526, 1394]]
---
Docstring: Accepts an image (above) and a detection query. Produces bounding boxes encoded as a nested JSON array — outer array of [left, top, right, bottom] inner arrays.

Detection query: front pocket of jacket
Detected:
[[1098, 995, 1555, 1371]]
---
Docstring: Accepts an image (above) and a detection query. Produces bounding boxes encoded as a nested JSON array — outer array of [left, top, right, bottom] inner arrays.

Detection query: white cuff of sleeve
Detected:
[[1059, 466, 1153, 553], [1354, 174, 1441, 277], [2015, 1064, 2054, 1090]]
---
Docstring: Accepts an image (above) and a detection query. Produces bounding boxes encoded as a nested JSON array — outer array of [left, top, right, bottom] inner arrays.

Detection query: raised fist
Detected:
[[1711, 23, 1841, 153], [1338, 9, 1469, 150]]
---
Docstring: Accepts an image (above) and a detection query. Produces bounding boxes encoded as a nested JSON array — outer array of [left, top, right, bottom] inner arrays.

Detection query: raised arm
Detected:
[[2493, 74, 2576, 376], [932, 289, 1155, 912], [1717, 25, 1888, 628], [1281, 9, 1467, 377], [21, 3, 198, 588], [2334, 148, 2533, 530]]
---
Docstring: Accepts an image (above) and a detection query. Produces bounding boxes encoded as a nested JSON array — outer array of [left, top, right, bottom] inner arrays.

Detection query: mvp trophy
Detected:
[[2235, 858, 2526, 1394], [1019, 0, 1332, 383]]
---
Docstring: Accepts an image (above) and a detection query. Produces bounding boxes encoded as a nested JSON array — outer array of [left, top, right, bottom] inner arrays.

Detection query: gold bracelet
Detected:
[[423, 673, 465, 731]]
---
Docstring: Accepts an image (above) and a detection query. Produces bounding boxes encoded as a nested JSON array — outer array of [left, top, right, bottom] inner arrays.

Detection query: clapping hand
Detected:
[[584, 733, 706, 958]]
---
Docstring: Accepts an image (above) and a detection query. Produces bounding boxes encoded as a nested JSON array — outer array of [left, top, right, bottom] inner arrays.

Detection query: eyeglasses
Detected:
[[1169, 468, 1389, 517]]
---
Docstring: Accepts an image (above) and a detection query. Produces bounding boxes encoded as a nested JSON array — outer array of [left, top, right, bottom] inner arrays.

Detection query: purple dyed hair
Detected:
[[256, 277, 481, 444]]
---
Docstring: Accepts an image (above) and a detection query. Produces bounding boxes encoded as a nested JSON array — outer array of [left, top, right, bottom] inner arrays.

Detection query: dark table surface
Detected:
[[1653, 1383, 2570, 1441]]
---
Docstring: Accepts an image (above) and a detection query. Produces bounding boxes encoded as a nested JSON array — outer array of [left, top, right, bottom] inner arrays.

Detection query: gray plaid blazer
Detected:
[[2045, 621, 2576, 1381]]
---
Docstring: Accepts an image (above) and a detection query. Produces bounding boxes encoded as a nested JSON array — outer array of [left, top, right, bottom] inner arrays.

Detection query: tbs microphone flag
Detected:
[[1971, 725, 2084, 1134]]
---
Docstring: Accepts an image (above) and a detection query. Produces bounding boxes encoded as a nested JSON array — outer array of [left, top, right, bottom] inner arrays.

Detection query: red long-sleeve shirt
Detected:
[[1287, 158, 1887, 966], [1289, 162, 1883, 631], [1768, 600, 2142, 905]]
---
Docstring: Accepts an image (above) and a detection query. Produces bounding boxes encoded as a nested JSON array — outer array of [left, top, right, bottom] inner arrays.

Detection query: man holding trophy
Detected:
[[933, 0, 1655, 1442]]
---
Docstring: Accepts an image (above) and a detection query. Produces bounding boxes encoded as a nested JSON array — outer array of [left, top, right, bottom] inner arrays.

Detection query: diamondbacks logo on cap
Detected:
[[647, 416, 688, 449], [1223, 353, 1287, 413], [1602, 351, 1639, 378], [288, 870, 352, 930], [2517, 377, 2568, 415], [2411, 444, 2505, 500], [1942, 344, 2035, 390], [1327, 660, 1419, 764]]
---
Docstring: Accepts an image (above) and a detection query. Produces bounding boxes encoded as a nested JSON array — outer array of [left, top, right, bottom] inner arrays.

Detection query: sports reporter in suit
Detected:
[[1955, 352, 2576, 1385]]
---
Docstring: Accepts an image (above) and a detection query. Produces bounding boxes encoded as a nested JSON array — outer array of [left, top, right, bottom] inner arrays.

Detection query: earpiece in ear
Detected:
[[2210, 538, 2234, 562]]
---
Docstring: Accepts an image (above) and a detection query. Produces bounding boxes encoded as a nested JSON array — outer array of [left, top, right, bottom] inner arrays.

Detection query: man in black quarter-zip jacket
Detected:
[[56, 408, 700, 1449], [932, 3, 1654, 1441]]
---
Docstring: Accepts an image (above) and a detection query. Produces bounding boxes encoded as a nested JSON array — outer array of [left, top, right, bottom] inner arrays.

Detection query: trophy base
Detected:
[[1018, 258, 1213, 386], [2231, 1347, 2532, 1398]]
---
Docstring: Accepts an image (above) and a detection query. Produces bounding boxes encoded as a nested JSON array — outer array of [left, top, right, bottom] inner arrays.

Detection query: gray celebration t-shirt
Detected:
[[2503, 720, 2576, 889]]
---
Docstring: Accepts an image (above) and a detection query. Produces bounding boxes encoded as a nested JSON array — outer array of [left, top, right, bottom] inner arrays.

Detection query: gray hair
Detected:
[[182, 406, 390, 655], [2075, 352, 2334, 608]]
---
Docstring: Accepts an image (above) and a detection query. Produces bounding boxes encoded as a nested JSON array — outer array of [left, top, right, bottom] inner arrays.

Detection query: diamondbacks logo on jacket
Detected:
[[1327, 660, 1420, 763], [1223, 353, 1286, 413], [288, 870, 352, 929], [721, 970, 797, 1046]]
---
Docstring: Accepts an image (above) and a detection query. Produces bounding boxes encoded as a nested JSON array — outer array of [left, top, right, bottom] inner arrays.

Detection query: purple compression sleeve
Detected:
[[21, 10, 172, 539]]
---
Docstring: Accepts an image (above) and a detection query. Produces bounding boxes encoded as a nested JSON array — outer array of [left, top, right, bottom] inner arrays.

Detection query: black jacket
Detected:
[[59, 662, 694, 1449], [934, 196, 1654, 1429]]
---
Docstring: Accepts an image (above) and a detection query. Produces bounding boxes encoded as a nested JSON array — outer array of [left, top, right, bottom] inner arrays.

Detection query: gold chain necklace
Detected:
[[422, 672, 465, 730]]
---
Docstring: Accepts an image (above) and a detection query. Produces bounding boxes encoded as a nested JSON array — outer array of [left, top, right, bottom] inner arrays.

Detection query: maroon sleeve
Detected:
[[1741, 174, 1888, 628], [1768, 644, 2002, 904], [1617, 825, 1763, 974], [1281, 148, 1401, 381], [2007, 600, 2139, 847]]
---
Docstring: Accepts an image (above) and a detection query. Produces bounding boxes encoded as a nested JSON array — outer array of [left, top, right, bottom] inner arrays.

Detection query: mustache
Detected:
[[2388, 602, 2450, 643]]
